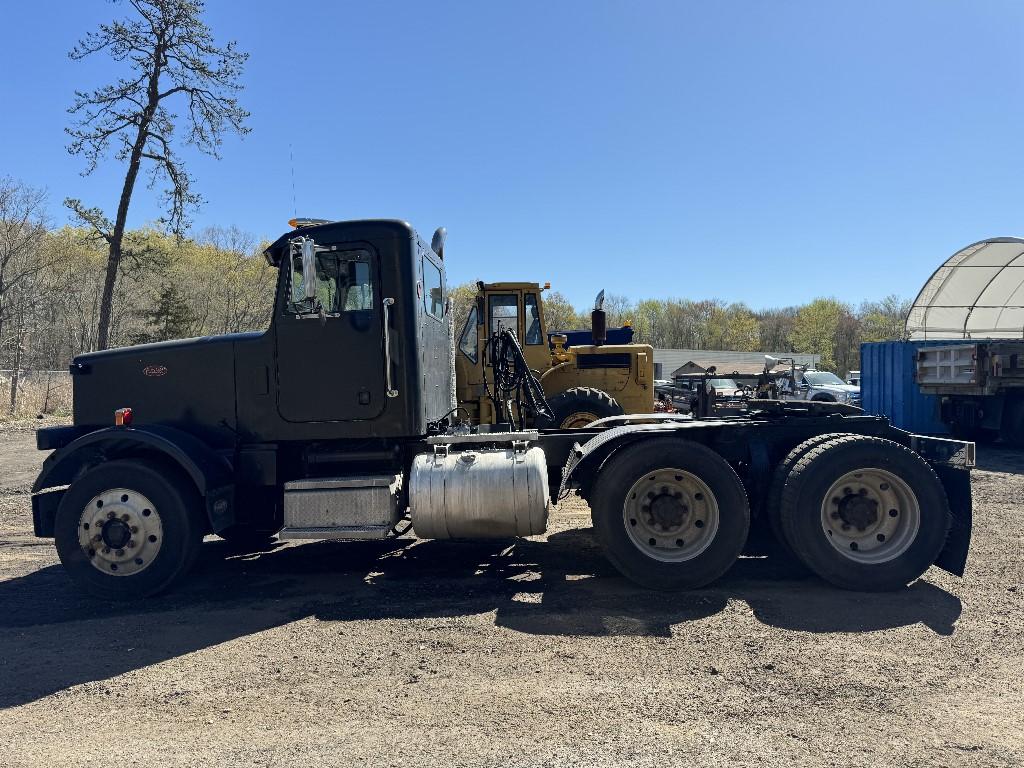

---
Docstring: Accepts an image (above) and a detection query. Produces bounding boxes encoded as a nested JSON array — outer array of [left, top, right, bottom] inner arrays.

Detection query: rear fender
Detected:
[[559, 423, 720, 499], [32, 425, 235, 534]]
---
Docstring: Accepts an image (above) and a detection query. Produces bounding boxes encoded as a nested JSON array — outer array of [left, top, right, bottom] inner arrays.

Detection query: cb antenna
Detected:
[[289, 143, 297, 217]]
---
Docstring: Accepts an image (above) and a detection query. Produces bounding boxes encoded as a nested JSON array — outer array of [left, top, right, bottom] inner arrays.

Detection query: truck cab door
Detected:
[[275, 243, 387, 422]]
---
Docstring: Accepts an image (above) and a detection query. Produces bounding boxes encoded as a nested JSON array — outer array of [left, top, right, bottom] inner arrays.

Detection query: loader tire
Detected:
[[535, 387, 623, 429]]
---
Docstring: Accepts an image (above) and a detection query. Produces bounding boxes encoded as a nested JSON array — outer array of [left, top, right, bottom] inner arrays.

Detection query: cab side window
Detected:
[[286, 248, 373, 316], [423, 257, 444, 319], [459, 305, 479, 362], [524, 293, 542, 345]]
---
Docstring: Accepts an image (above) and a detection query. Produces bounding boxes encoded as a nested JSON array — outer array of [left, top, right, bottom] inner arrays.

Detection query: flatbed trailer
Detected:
[[29, 218, 974, 599]]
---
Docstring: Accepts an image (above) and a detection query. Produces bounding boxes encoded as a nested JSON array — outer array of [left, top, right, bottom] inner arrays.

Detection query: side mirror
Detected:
[[301, 239, 318, 301]]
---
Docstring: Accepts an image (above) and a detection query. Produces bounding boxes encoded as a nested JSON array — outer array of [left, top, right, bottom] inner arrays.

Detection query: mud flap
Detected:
[[31, 489, 65, 538], [934, 465, 972, 576]]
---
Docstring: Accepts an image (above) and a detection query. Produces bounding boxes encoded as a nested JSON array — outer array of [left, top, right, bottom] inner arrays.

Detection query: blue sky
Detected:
[[1, 1, 1022, 310]]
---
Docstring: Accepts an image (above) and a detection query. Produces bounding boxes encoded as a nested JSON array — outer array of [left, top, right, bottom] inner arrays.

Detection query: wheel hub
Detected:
[[622, 469, 720, 562], [77, 488, 163, 577], [819, 469, 921, 564], [648, 493, 687, 530], [101, 518, 132, 549], [836, 494, 878, 530]]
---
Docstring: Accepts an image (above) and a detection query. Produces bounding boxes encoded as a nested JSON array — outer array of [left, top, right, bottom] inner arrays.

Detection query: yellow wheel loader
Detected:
[[454, 281, 654, 428]]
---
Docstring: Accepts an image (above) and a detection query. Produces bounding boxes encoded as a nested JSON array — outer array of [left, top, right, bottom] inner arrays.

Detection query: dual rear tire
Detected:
[[589, 434, 952, 592]]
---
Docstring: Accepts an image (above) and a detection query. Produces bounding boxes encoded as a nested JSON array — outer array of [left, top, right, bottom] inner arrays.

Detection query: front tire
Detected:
[[54, 459, 204, 600], [779, 436, 951, 591], [590, 439, 749, 590], [535, 386, 623, 429]]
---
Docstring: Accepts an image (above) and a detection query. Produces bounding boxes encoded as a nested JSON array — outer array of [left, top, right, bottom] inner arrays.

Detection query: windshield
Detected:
[[803, 371, 846, 386], [708, 378, 739, 389]]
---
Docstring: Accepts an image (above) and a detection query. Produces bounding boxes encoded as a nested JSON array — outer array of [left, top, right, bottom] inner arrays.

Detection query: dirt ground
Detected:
[[1, 424, 1022, 768]]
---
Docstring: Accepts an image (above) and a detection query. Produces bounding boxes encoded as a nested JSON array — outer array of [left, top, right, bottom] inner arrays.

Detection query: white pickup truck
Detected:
[[777, 369, 862, 406]]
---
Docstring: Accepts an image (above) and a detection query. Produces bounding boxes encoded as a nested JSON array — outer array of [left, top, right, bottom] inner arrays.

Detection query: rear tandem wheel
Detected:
[[778, 435, 952, 591], [589, 438, 750, 590]]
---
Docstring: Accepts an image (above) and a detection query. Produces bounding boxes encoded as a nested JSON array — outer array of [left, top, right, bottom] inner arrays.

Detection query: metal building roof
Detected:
[[906, 237, 1024, 339]]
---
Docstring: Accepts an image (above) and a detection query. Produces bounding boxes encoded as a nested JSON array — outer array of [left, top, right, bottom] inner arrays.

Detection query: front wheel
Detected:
[[590, 439, 749, 590], [54, 459, 204, 600], [779, 436, 951, 591], [535, 387, 623, 429]]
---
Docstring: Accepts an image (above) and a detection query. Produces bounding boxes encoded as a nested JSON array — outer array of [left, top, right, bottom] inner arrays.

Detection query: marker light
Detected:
[[543, 282, 551, 290], [114, 407, 133, 426]]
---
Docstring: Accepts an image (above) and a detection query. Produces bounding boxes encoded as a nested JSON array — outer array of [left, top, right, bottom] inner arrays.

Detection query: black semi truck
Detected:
[[30, 219, 974, 599]]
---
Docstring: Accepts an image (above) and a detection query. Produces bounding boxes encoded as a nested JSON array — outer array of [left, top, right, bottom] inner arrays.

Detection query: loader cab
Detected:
[[253, 219, 452, 440], [455, 282, 550, 423]]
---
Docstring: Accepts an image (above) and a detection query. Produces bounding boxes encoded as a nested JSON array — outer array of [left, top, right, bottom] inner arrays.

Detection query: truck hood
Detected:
[[74, 331, 262, 366]]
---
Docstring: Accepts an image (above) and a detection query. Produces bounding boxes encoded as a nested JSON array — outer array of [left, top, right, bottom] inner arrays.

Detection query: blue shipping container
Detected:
[[860, 340, 955, 435]]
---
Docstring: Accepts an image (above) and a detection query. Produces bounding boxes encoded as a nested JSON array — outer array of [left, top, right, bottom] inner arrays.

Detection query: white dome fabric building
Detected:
[[906, 237, 1024, 340]]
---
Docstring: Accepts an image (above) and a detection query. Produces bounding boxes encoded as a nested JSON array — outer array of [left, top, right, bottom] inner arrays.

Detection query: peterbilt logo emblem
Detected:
[[143, 365, 168, 377]]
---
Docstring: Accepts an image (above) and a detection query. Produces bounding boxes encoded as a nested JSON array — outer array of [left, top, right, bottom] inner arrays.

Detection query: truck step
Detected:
[[278, 524, 394, 540], [282, 475, 400, 540]]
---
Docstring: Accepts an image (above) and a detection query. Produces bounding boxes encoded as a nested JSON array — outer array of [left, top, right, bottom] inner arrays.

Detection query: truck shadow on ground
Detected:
[[975, 446, 1024, 474], [0, 527, 961, 708]]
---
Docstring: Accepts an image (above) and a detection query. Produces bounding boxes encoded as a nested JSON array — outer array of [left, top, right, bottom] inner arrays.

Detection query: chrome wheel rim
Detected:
[[77, 488, 163, 576], [819, 468, 920, 564], [622, 468, 720, 562]]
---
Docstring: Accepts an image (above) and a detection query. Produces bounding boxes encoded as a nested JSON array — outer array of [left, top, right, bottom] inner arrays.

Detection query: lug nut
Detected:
[[107, 511, 115, 520], [121, 514, 130, 522], [858, 488, 867, 496], [130, 526, 138, 533], [831, 511, 841, 519], [843, 487, 852, 495], [832, 497, 841, 505], [102, 547, 111, 554], [115, 548, 125, 557], [841, 523, 851, 531], [93, 534, 102, 542], [128, 540, 136, 548]]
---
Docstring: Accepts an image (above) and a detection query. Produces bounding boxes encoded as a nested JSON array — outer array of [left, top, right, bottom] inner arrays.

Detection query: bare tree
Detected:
[[64, 0, 249, 349], [0, 178, 49, 355]]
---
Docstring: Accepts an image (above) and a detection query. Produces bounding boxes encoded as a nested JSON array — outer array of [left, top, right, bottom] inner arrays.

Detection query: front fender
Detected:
[[33, 425, 235, 533]]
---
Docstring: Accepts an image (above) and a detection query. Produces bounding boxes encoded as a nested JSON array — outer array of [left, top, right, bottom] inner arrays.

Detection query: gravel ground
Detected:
[[0, 426, 1022, 767]]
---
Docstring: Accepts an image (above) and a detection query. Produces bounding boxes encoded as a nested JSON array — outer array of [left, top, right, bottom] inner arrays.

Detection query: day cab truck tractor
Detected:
[[30, 218, 974, 600], [455, 282, 654, 429]]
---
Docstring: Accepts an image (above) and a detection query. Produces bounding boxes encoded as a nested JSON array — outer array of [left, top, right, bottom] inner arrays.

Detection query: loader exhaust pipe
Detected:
[[592, 289, 607, 347]]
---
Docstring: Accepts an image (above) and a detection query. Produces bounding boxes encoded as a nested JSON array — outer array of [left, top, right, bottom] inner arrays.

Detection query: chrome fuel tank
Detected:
[[409, 443, 549, 539]]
